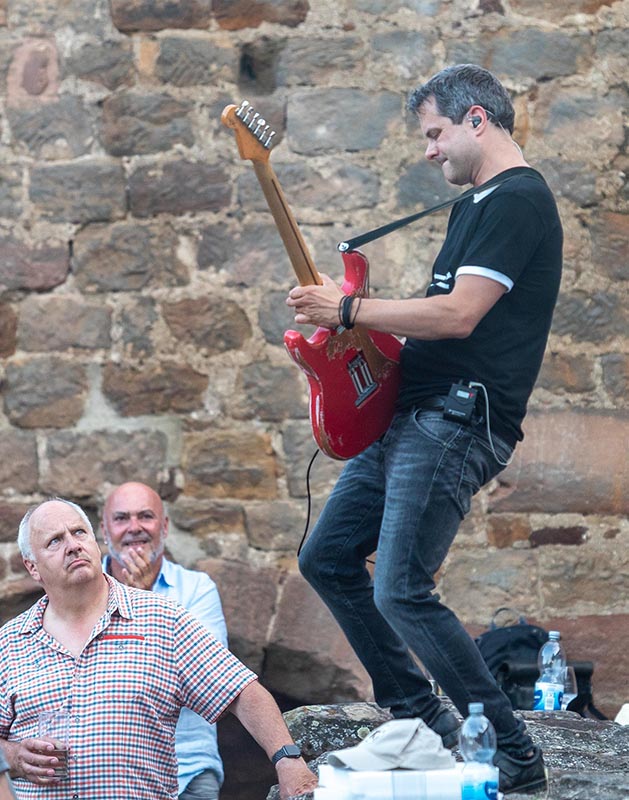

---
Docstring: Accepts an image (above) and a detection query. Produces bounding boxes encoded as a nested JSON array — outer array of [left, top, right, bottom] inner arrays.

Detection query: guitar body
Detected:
[[221, 101, 401, 459], [284, 250, 402, 460]]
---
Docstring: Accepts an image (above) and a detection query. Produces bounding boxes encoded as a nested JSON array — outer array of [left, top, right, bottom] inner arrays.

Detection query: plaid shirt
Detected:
[[0, 575, 257, 799]]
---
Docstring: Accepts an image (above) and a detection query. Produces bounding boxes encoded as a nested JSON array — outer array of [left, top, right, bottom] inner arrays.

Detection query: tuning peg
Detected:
[[236, 100, 250, 118], [264, 130, 276, 149]]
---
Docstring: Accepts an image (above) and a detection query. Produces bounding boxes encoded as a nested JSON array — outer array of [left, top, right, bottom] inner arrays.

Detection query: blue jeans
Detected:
[[299, 407, 531, 754]]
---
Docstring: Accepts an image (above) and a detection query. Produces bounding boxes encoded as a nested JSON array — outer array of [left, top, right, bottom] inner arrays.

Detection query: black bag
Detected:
[[474, 608, 607, 719]]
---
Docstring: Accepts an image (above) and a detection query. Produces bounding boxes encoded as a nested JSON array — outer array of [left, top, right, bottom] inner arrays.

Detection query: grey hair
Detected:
[[18, 498, 94, 560], [407, 64, 515, 134]]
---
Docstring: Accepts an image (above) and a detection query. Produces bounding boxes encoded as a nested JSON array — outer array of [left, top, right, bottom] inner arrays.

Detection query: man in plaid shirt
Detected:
[[0, 499, 317, 799]]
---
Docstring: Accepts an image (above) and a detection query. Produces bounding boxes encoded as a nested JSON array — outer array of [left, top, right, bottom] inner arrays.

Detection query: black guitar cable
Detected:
[[296, 448, 320, 557]]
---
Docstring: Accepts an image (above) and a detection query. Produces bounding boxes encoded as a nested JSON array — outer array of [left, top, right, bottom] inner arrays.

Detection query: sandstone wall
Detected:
[[0, 0, 627, 717]]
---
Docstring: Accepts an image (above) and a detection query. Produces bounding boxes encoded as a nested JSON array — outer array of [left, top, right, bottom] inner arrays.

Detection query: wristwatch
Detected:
[[271, 744, 301, 765]]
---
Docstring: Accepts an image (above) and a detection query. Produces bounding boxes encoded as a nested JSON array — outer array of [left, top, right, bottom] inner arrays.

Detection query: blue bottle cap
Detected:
[[468, 702, 484, 714]]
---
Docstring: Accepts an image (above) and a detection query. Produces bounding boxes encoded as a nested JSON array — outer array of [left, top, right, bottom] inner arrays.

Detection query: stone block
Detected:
[[447, 28, 589, 81], [509, 0, 615, 22], [371, 30, 436, 79], [396, 159, 459, 210], [0, 430, 38, 495], [29, 160, 126, 223], [213, 0, 309, 30], [353, 0, 441, 13], [601, 353, 629, 402], [490, 410, 629, 514], [194, 556, 280, 673], [9, 95, 95, 158], [264, 571, 372, 702], [233, 362, 308, 422], [552, 290, 626, 343], [72, 222, 189, 293], [535, 86, 625, 162], [530, 525, 588, 547], [18, 296, 111, 351], [102, 361, 208, 416], [287, 89, 401, 155], [6, 38, 58, 108], [2, 357, 87, 428], [274, 36, 363, 86], [9, 0, 112, 34], [258, 290, 295, 347], [129, 160, 231, 217], [118, 297, 158, 358], [100, 92, 194, 156], [0, 166, 23, 217], [0, 303, 17, 357], [0, 503, 31, 544], [111, 0, 212, 32], [0, 237, 68, 292], [41, 429, 168, 500], [66, 39, 134, 90], [222, 221, 295, 288], [169, 497, 246, 540], [441, 549, 540, 622], [0, 579, 43, 626], [589, 211, 628, 283], [536, 351, 596, 394], [244, 500, 306, 551], [536, 159, 599, 207], [197, 223, 236, 273], [538, 544, 628, 616], [162, 296, 252, 354], [182, 429, 279, 500], [486, 514, 532, 549], [155, 36, 236, 86]]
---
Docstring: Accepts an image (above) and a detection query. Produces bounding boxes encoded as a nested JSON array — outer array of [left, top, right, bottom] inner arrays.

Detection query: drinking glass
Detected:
[[38, 709, 71, 779]]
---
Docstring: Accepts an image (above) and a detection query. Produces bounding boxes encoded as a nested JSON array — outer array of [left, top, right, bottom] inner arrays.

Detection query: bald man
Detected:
[[101, 483, 227, 800], [1, 498, 316, 799]]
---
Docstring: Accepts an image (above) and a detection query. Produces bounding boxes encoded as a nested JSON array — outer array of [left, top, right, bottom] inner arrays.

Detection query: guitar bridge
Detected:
[[348, 353, 378, 406]]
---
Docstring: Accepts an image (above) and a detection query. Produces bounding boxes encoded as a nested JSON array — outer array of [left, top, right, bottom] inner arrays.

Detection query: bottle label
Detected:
[[533, 681, 563, 711], [461, 779, 498, 800]]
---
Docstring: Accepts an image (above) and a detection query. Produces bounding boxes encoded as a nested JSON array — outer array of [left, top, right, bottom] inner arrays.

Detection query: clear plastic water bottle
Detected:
[[459, 702, 499, 800], [533, 630, 566, 711]]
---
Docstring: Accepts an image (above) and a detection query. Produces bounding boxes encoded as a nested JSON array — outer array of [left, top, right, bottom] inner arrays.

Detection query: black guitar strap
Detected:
[[337, 176, 505, 253]]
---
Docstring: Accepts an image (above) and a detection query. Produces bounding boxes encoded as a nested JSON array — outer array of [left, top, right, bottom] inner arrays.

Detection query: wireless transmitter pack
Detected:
[[443, 382, 478, 424]]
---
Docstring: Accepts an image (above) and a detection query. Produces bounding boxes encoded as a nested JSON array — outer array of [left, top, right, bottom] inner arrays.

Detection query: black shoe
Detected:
[[494, 745, 548, 795], [428, 708, 460, 750]]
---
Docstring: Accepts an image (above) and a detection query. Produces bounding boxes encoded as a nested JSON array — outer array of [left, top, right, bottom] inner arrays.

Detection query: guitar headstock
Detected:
[[221, 101, 277, 164]]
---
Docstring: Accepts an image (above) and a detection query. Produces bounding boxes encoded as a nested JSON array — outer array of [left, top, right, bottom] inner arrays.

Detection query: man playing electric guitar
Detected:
[[287, 64, 562, 796]]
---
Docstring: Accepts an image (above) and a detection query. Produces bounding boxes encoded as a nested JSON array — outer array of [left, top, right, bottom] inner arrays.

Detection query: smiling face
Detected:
[[24, 501, 103, 591], [418, 96, 479, 186], [102, 483, 167, 569]]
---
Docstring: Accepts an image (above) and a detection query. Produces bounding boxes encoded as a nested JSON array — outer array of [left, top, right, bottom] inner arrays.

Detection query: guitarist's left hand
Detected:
[[287, 274, 344, 329]]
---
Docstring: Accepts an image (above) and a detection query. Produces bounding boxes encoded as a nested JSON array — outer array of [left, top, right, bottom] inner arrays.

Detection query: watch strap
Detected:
[[271, 744, 301, 765]]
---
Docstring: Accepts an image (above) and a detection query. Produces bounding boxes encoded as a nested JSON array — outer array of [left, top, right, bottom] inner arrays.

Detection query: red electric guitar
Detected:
[[221, 101, 402, 460]]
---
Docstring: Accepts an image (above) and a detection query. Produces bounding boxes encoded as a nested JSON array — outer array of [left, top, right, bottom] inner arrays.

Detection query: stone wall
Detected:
[[0, 0, 627, 719]]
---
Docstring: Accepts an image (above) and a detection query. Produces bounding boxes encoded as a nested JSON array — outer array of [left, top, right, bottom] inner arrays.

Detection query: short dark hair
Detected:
[[407, 64, 515, 134]]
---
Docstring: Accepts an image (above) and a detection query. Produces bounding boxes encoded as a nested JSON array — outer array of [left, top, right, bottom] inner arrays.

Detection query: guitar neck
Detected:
[[252, 161, 322, 287]]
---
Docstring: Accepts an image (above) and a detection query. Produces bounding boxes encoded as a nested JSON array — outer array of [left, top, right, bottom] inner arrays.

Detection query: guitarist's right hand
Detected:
[[287, 274, 344, 329]]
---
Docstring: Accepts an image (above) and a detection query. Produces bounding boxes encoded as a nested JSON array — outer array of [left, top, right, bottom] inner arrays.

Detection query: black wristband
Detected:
[[271, 744, 301, 765], [341, 294, 355, 329]]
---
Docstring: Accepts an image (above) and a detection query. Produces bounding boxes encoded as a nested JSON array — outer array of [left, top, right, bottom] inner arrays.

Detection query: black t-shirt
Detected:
[[397, 166, 563, 447]]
